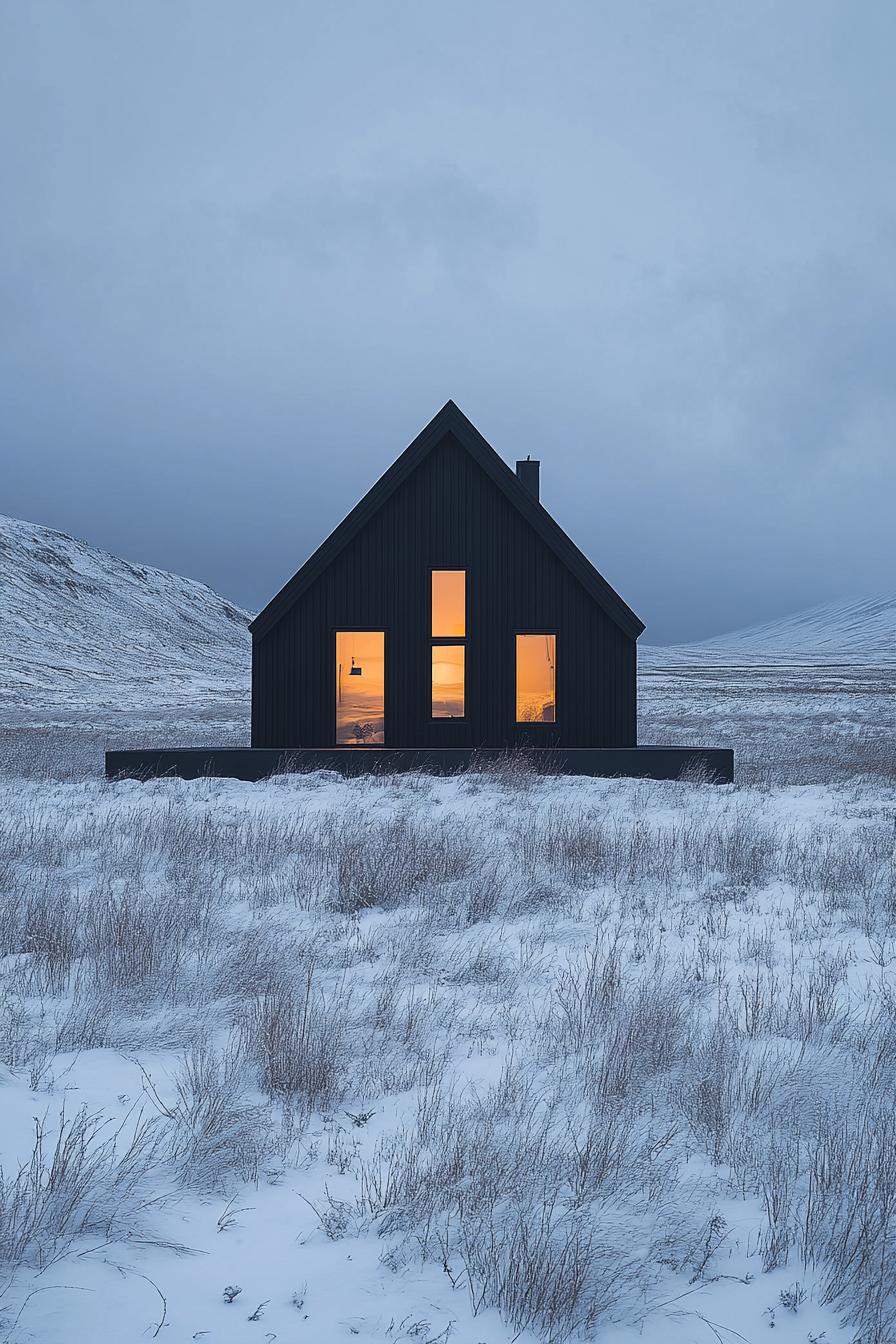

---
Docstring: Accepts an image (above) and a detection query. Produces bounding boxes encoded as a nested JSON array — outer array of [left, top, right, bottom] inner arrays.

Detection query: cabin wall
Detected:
[[252, 433, 637, 749]]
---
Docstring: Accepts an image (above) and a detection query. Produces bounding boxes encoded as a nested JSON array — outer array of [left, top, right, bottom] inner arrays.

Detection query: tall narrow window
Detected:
[[336, 631, 385, 745], [516, 634, 556, 723], [431, 571, 466, 717], [432, 570, 465, 637], [432, 645, 464, 718]]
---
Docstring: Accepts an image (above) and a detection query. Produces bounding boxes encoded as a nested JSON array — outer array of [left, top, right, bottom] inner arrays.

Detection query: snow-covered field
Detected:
[[1, 519, 894, 1342], [1, 721, 894, 1343]]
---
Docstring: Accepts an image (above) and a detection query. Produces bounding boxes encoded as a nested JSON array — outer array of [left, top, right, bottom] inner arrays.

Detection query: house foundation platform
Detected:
[[106, 746, 734, 783]]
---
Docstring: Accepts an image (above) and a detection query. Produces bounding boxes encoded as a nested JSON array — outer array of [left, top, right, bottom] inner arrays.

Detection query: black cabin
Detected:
[[250, 402, 644, 752]]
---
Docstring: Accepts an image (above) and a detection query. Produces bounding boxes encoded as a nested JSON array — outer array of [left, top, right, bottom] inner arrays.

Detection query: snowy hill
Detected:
[[643, 594, 895, 666], [1, 509, 891, 722], [0, 514, 251, 712]]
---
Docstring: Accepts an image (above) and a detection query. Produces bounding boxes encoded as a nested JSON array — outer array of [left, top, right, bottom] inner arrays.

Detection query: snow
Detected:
[[0, 514, 250, 715], [643, 593, 895, 666], [1, 767, 893, 1343], [1, 519, 894, 1341]]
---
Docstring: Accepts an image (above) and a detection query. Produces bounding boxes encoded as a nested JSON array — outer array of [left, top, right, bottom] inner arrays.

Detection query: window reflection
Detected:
[[516, 634, 556, 723], [336, 632, 385, 744], [432, 645, 464, 718], [432, 571, 465, 637]]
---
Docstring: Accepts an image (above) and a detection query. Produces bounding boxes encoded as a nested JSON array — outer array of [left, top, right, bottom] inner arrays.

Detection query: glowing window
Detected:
[[431, 645, 465, 718], [431, 571, 465, 637], [516, 634, 556, 723], [335, 631, 384, 745]]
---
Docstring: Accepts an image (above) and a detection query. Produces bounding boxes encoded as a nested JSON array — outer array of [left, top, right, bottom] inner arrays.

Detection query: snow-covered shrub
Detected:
[[240, 966, 348, 1112], [0, 1105, 168, 1270], [140, 1039, 269, 1188]]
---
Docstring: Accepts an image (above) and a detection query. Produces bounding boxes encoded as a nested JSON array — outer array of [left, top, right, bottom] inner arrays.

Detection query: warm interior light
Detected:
[[432, 571, 465, 637], [516, 634, 556, 723], [336, 632, 384, 744], [432, 644, 464, 718]]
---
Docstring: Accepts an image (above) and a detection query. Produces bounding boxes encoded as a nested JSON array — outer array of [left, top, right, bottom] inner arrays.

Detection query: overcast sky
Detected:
[[2, 2, 893, 642]]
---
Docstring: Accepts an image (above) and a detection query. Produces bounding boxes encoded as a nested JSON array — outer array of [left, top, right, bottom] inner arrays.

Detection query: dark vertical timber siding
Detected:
[[252, 433, 637, 748]]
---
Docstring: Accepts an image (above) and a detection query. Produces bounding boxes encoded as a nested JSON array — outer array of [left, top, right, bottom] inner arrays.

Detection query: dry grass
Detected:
[[0, 1105, 168, 1271], [0, 717, 894, 1338]]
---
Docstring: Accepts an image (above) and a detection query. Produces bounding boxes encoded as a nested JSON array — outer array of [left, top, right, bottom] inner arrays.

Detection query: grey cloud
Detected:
[[1, 1, 893, 644], [243, 167, 535, 282]]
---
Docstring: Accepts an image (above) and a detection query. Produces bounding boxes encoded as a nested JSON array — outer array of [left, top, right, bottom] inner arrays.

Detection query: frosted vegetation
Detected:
[[0, 707, 894, 1342], [0, 517, 894, 1340]]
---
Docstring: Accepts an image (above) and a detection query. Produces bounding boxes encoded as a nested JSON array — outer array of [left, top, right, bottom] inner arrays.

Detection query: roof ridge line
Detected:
[[249, 403, 644, 639]]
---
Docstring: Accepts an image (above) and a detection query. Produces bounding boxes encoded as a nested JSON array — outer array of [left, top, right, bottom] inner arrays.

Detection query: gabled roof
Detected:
[[249, 401, 645, 640]]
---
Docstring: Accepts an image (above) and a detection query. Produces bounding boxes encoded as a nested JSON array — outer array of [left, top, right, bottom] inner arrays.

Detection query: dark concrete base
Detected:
[[106, 745, 734, 783]]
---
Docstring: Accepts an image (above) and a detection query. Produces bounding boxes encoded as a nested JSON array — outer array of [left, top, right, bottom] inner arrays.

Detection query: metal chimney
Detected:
[[516, 457, 540, 502]]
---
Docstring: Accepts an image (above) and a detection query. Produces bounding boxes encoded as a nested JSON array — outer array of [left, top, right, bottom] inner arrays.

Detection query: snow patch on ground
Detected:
[[1, 766, 892, 1343]]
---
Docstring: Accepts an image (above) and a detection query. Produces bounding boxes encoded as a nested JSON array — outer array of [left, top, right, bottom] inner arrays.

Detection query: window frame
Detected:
[[431, 570, 467, 720], [514, 630, 557, 726], [333, 626, 387, 747], [430, 642, 466, 720]]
